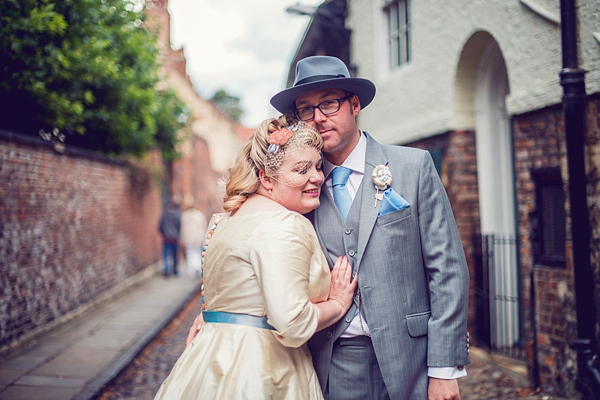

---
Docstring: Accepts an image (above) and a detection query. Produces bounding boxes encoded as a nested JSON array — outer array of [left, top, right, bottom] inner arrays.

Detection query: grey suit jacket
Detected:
[[307, 133, 470, 399]]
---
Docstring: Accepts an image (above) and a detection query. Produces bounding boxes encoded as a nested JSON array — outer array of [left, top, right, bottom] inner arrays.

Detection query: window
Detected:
[[383, 0, 411, 69], [531, 167, 566, 267]]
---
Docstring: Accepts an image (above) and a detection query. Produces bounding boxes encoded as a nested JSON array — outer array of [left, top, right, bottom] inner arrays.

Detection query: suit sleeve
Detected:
[[417, 151, 470, 367]]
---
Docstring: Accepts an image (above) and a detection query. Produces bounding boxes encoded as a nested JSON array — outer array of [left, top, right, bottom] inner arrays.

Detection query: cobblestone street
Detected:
[[98, 290, 569, 400], [458, 358, 568, 400]]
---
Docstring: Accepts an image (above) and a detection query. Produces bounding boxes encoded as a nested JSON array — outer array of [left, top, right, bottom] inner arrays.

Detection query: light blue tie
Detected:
[[332, 166, 352, 220]]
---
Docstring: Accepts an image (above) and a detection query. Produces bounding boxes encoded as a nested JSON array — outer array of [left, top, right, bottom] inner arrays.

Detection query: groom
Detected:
[[270, 56, 470, 400]]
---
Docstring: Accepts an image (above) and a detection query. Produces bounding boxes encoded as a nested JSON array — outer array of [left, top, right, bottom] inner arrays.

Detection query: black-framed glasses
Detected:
[[294, 96, 352, 122]]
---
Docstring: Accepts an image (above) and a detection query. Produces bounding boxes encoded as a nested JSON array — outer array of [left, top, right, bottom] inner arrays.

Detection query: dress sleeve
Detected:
[[249, 214, 321, 348]]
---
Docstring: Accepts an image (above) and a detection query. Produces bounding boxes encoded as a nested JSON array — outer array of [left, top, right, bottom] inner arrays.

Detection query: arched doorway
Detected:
[[454, 31, 523, 356], [475, 39, 520, 352]]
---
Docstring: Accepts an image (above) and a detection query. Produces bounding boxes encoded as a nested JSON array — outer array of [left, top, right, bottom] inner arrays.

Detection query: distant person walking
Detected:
[[159, 201, 182, 276], [180, 205, 207, 278]]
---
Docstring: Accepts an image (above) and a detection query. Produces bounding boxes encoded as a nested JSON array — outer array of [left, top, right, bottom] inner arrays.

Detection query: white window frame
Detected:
[[382, 0, 411, 69]]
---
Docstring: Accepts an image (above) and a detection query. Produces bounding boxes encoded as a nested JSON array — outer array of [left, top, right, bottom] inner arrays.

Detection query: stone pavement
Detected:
[[0, 266, 200, 400], [460, 348, 564, 399], [101, 296, 568, 400]]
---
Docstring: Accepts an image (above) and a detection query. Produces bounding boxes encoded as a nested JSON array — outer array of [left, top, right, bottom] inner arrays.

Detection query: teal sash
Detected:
[[203, 310, 275, 330]]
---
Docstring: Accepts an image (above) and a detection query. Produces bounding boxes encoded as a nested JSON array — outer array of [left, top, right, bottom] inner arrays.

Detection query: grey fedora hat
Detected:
[[270, 56, 376, 114]]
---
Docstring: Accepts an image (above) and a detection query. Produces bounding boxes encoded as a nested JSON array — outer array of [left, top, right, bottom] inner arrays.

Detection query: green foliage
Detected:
[[155, 88, 190, 160], [210, 89, 244, 124], [0, 0, 187, 157]]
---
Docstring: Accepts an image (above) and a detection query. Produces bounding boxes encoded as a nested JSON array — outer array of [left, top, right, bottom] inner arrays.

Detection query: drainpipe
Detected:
[[559, 0, 600, 398]]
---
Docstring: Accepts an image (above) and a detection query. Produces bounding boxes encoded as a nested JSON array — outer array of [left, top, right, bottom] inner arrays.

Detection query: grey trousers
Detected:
[[324, 336, 390, 400]]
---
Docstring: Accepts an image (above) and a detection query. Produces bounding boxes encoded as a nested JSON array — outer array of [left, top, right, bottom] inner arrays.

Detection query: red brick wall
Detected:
[[512, 104, 578, 396], [189, 136, 224, 216], [407, 130, 481, 341], [585, 95, 600, 345], [0, 132, 163, 350], [170, 135, 223, 217]]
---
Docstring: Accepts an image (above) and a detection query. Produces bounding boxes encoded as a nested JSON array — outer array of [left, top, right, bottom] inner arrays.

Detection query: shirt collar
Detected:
[[323, 131, 367, 180]]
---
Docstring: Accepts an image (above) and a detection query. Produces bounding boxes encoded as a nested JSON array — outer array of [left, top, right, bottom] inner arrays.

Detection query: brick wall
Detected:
[[171, 135, 223, 218], [407, 130, 481, 341], [585, 95, 600, 346], [0, 132, 163, 351], [512, 104, 578, 396]]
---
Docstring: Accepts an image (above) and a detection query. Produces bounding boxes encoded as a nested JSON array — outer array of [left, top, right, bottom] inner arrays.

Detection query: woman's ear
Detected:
[[258, 170, 274, 191]]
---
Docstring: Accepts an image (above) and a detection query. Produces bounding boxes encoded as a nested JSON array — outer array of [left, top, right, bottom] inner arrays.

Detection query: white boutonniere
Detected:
[[372, 165, 392, 207]]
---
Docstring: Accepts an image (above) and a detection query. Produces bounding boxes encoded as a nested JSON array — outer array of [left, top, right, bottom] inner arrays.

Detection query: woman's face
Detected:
[[270, 146, 324, 214]]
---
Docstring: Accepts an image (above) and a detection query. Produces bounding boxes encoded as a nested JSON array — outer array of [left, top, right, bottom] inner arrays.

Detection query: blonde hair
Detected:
[[222, 114, 323, 212]]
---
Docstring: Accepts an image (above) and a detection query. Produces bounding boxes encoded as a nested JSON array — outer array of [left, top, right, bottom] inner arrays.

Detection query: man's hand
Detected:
[[185, 313, 204, 347], [428, 377, 460, 400]]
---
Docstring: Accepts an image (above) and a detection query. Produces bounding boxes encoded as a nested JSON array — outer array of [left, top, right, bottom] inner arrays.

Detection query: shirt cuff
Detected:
[[428, 366, 467, 379]]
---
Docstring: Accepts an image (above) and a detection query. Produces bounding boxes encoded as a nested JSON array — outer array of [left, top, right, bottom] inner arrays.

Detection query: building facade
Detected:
[[348, 0, 600, 396], [145, 0, 246, 217], [287, 0, 600, 397]]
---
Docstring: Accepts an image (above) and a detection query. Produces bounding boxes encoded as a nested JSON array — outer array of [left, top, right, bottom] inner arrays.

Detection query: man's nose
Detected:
[[313, 107, 327, 123]]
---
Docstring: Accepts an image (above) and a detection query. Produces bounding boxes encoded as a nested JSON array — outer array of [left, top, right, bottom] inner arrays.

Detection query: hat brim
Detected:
[[270, 77, 376, 114]]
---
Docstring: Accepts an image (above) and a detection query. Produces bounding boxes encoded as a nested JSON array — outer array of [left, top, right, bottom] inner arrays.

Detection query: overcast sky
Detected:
[[167, 0, 322, 128]]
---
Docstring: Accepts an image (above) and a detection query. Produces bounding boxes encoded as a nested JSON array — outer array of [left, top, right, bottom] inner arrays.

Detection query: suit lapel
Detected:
[[354, 133, 388, 273]]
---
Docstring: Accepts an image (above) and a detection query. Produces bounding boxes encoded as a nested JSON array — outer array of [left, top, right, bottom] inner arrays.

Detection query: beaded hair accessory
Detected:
[[267, 124, 298, 154], [200, 213, 224, 310], [264, 121, 319, 179]]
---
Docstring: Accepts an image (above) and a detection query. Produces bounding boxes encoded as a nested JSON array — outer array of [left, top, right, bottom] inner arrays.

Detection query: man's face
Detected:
[[294, 89, 361, 163]]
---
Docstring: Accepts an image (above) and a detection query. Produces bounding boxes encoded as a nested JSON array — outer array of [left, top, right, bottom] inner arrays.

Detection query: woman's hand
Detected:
[[314, 256, 358, 332], [328, 256, 358, 316], [185, 312, 204, 347]]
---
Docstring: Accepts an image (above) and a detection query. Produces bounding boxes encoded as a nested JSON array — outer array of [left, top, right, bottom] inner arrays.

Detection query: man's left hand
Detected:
[[428, 377, 460, 400]]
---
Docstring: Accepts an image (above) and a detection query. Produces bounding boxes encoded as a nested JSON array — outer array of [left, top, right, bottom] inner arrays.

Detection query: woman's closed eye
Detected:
[[293, 161, 313, 174]]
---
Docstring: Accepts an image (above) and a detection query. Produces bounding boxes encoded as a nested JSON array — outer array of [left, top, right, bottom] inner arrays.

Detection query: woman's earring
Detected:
[[268, 189, 272, 195]]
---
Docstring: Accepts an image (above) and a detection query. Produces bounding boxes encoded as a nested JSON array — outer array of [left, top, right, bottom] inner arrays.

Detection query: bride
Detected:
[[154, 115, 356, 400]]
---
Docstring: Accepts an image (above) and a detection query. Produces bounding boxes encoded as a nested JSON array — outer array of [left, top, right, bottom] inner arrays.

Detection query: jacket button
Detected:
[[344, 228, 352, 235], [345, 316, 352, 322], [326, 331, 333, 339], [458, 365, 464, 371], [348, 250, 355, 257]]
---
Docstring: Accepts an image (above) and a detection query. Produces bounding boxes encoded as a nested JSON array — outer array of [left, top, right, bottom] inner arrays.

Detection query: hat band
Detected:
[[295, 74, 347, 87]]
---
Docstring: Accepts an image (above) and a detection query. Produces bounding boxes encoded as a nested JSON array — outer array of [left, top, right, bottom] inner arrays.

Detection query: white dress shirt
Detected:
[[322, 132, 466, 380]]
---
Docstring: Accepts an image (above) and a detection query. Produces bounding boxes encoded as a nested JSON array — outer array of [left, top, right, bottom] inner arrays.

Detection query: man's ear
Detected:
[[350, 95, 361, 116], [258, 170, 274, 191]]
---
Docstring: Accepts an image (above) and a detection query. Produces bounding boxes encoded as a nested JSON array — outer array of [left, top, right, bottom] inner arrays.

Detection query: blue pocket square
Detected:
[[378, 188, 410, 216]]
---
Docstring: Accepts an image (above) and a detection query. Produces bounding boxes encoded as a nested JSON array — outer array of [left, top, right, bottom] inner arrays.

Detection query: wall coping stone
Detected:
[[0, 129, 129, 167]]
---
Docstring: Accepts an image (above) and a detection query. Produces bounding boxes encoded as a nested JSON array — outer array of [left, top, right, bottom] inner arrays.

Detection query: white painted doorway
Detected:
[[474, 39, 520, 350]]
